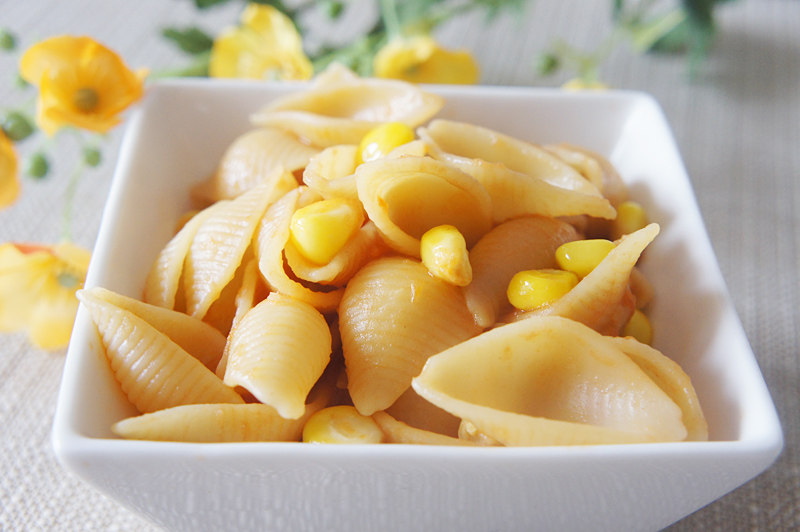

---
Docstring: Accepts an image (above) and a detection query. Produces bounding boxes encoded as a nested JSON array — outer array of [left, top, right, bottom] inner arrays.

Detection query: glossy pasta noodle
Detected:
[[80, 66, 707, 446]]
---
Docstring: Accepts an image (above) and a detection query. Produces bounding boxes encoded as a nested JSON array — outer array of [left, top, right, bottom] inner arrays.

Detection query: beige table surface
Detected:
[[1, 0, 797, 530]]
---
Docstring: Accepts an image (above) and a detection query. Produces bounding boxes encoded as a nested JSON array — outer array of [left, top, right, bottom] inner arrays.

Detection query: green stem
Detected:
[[378, 0, 403, 40]]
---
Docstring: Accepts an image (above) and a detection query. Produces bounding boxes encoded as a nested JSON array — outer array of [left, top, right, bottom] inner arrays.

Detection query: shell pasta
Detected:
[[81, 66, 707, 445]]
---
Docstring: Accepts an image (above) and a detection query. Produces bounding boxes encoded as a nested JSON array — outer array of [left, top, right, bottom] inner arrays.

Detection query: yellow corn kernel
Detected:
[[289, 198, 364, 265], [420, 224, 472, 286], [507, 269, 578, 310], [555, 239, 616, 278], [302, 405, 384, 444], [623, 309, 653, 345], [356, 122, 415, 165], [612, 200, 648, 239]]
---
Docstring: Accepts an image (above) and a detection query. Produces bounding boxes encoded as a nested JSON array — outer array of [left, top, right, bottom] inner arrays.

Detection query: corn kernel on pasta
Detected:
[[82, 66, 707, 446]]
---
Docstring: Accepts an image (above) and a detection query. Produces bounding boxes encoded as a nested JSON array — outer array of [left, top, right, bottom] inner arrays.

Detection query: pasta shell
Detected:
[[609, 336, 708, 441], [545, 143, 628, 207], [464, 216, 580, 328], [412, 316, 688, 446], [77, 289, 243, 414], [192, 128, 310, 203], [302, 144, 360, 200], [285, 221, 387, 286], [371, 412, 473, 446], [340, 257, 481, 415], [184, 183, 279, 319], [223, 292, 332, 419], [214, 258, 269, 378], [520, 223, 659, 335], [143, 201, 228, 310], [112, 379, 332, 442], [386, 387, 461, 438], [255, 187, 344, 311], [86, 287, 225, 372], [252, 69, 444, 147], [356, 156, 492, 257], [419, 120, 602, 195]]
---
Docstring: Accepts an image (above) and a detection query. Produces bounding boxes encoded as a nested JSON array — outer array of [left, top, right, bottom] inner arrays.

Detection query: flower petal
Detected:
[[0, 133, 19, 208]]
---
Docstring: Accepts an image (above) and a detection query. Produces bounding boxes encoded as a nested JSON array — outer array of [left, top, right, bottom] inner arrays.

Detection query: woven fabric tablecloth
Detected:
[[1, 1, 797, 530]]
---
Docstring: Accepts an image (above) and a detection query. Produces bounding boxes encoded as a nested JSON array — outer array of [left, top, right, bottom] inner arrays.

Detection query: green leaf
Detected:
[[162, 27, 214, 55], [83, 146, 102, 168], [194, 0, 231, 8], [0, 28, 16, 51], [1, 111, 35, 142], [26, 152, 49, 179]]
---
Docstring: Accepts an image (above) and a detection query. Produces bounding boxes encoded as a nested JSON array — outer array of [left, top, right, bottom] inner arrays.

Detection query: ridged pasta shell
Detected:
[[184, 183, 279, 319], [520, 223, 659, 335], [77, 289, 243, 414], [340, 257, 481, 415], [223, 292, 332, 419], [285, 221, 386, 286], [609, 336, 708, 441], [111, 378, 332, 442], [356, 156, 492, 257], [255, 187, 344, 311], [143, 201, 228, 310], [252, 71, 444, 147], [192, 128, 310, 203], [112, 403, 302, 442], [412, 316, 688, 446], [464, 216, 580, 328], [419, 120, 602, 195], [371, 412, 473, 446], [302, 144, 359, 200], [86, 287, 225, 372]]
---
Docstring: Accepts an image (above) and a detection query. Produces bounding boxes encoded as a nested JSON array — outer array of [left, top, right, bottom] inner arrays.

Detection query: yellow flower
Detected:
[[209, 4, 313, 81], [19, 35, 147, 136], [374, 36, 479, 85], [0, 241, 90, 350], [0, 131, 19, 209]]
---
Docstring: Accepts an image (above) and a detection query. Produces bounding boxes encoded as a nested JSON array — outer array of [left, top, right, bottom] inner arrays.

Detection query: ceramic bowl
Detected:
[[52, 80, 783, 531]]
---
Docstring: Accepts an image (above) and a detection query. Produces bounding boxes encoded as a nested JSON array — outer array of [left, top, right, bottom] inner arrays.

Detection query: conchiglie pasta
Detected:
[[356, 156, 492, 257], [112, 380, 332, 443], [419, 119, 601, 195], [223, 292, 332, 419], [78, 289, 243, 414], [371, 412, 473, 446], [252, 66, 444, 147], [609, 336, 708, 441], [515, 223, 659, 335], [340, 257, 481, 415], [192, 128, 310, 204], [183, 183, 282, 319], [302, 144, 360, 200], [284, 221, 386, 287], [143, 200, 228, 310], [87, 287, 226, 372], [412, 316, 689, 446], [464, 216, 580, 328], [255, 187, 344, 311], [385, 387, 461, 438]]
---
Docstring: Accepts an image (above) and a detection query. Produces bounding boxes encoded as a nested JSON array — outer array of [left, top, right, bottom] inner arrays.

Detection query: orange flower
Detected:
[[0, 241, 91, 350], [0, 131, 19, 208], [209, 4, 313, 81], [19, 36, 147, 136], [374, 36, 479, 85]]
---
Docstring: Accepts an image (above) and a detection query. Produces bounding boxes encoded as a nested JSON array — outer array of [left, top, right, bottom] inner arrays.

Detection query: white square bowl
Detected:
[[52, 80, 783, 532]]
